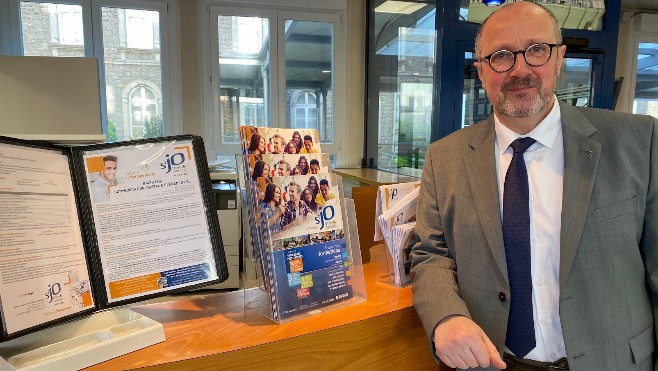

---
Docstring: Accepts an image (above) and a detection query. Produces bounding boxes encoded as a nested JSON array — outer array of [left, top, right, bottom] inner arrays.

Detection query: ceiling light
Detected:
[[482, 0, 506, 6]]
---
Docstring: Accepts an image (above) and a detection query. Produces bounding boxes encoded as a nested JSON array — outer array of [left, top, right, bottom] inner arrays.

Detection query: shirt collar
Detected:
[[494, 96, 562, 153]]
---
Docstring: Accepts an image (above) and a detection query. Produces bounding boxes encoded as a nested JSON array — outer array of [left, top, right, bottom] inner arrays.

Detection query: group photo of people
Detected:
[[255, 174, 341, 239], [247, 154, 330, 182], [241, 126, 321, 156]]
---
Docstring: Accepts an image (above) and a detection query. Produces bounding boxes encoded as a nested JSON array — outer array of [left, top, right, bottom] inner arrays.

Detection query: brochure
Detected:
[[247, 153, 331, 180], [256, 174, 353, 319], [240, 126, 322, 155], [374, 181, 420, 241], [0, 135, 227, 341]]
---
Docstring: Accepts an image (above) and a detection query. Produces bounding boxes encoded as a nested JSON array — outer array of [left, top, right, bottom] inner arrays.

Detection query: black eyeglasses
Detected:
[[478, 43, 560, 73]]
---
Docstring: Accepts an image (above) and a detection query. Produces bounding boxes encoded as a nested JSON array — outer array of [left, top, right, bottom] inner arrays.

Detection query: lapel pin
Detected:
[[587, 150, 593, 159]]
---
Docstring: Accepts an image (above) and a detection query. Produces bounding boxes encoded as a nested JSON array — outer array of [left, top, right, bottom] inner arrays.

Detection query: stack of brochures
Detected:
[[239, 127, 362, 321], [374, 182, 420, 286]]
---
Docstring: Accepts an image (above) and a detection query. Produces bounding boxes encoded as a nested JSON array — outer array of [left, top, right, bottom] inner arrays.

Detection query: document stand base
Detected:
[[0, 308, 164, 370]]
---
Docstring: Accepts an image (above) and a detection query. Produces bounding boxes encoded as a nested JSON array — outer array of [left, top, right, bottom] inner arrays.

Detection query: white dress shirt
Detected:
[[494, 96, 567, 362]]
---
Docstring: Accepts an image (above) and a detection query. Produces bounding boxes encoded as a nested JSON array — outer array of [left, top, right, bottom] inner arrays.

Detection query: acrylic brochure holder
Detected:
[[237, 155, 366, 324], [0, 307, 164, 370], [373, 182, 420, 288]]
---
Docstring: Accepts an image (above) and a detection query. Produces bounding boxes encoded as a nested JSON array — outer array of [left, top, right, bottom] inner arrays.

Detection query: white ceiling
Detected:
[[622, 0, 658, 11]]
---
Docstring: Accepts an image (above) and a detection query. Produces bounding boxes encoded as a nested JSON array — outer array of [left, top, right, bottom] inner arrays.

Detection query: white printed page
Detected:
[[82, 140, 218, 303], [0, 142, 93, 335]]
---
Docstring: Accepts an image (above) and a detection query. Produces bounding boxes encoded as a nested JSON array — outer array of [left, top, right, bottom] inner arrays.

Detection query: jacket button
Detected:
[[499, 292, 507, 302]]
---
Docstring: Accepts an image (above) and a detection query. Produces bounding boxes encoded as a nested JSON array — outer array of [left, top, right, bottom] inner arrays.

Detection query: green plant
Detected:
[[143, 115, 164, 138], [395, 154, 412, 168], [107, 121, 117, 142]]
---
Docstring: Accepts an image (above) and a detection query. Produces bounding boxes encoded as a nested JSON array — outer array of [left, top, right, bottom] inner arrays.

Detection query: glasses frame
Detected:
[[478, 43, 561, 73]]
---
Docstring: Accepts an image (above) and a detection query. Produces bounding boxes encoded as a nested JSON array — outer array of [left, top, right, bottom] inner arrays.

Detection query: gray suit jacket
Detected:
[[411, 101, 658, 371]]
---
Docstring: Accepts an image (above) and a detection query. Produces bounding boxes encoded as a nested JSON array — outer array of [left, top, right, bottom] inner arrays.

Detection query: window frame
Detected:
[[625, 27, 658, 114], [2, 0, 181, 140], [201, 0, 346, 164]]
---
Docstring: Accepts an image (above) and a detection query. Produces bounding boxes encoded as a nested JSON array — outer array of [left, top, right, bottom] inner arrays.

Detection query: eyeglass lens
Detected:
[[489, 43, 552, 72]]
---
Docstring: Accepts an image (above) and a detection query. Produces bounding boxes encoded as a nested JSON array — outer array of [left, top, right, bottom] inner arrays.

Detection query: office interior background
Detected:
[[0, 0, 657, 176]]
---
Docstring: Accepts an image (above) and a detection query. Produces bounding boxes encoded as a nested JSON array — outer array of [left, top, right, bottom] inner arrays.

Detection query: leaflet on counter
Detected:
[[0, 135, 227, 341], [374, 181, 420, 241], [256, 174, 353, 319]]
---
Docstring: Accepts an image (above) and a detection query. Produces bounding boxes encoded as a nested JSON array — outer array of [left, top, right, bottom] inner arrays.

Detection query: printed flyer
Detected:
[[81, 139, 222, 303], [0, 142, 94, 335]]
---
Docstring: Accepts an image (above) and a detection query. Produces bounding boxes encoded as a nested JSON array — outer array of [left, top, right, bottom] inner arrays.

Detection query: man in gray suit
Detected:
[[411, 2, 658, 370]]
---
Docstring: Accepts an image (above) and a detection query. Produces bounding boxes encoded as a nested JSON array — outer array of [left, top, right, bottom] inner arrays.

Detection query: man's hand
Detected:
[[434, 315, 506, 369]]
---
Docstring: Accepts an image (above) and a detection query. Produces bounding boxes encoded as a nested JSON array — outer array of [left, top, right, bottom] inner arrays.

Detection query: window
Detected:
[[292, 91, 318, 129], [20, 2, 85, 56], [50, 4, 83, 46], [458, 0, 606, 31], [366, 0, 436, 173], [203, 1, 345, 161], [4, 0, 180, 142], [119, 9, 160, 50], [631, 42, 658, 118], [128, 85, 160, 138]]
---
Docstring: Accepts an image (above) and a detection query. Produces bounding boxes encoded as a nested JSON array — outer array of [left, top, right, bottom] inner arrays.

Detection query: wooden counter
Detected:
[[333, 168, 419, 186], [84, 263, 440, 371]]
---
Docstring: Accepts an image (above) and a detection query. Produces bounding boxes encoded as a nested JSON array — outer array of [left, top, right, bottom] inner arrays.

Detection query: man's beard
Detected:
[[496, 75, 554, 117]]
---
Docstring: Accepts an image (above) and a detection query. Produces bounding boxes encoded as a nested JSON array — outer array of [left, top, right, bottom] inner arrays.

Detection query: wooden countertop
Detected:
[[84, 262, 440, 370], [333, 168, 419, 186]]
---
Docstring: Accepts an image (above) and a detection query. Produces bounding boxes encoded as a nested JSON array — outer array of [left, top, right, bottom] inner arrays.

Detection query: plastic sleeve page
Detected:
[[0, 142, 94, 335], [82, 140, 218, 303]]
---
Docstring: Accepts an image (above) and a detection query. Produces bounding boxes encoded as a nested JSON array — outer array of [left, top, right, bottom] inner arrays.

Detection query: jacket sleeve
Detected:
[[410, 143, 471, 340], [639, 118, 658, 370]]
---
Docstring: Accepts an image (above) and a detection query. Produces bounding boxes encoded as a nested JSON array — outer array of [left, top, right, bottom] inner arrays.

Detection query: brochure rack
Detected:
[[237, 156, 366, 324], [380, 241, 413, 288]]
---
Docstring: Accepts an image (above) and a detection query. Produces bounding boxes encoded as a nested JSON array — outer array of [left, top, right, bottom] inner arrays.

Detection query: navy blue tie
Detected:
[[503, 137, 536, 358]]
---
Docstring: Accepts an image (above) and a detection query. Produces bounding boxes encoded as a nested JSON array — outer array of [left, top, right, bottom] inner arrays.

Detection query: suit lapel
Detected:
[[463, 119, 508, 285], [559, 102, 601, 289]]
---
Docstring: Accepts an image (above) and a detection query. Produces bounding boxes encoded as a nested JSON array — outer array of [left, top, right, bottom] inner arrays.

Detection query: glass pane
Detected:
[[20, 2, 85, 57], [461, 53, 593, 128], [284, 20, 333, 143], [369, 1, 436, 173], [102, 7, 163, 141], [556, 58, 592, 107], [218, 16, 269, 143], [633, 42, 658, 118], [458, 0, 605, 31]]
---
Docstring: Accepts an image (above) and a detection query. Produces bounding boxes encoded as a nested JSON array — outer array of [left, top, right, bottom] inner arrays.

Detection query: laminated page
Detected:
[[79, 138, 225, 304], [374, 181, 420, 241], [0, 141, 94, 337]]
